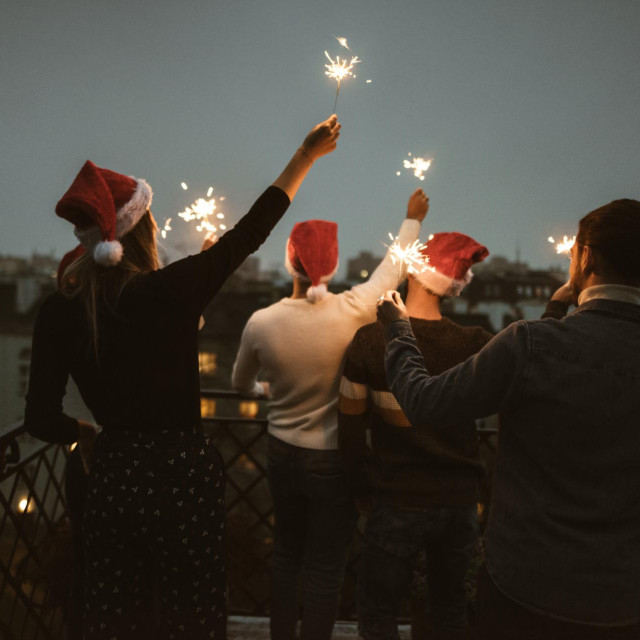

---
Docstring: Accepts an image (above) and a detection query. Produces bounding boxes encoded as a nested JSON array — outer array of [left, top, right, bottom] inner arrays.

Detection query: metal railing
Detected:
[[0, 393, 498, 638]]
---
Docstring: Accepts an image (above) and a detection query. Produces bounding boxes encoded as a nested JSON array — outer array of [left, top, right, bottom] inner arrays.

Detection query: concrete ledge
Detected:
[[228, 615, 411, 639]]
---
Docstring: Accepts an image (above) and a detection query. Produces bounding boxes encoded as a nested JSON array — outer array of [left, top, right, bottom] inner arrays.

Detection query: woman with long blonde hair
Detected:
[[24, 115, 340, 639]]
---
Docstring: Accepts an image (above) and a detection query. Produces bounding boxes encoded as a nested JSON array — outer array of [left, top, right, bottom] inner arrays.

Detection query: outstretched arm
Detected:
[[150, 116, 341, 316], [377, 291, 527, 427]]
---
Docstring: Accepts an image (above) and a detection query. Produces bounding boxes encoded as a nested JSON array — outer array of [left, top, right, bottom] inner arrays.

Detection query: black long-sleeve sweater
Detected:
[[24, 186, 290, 444]]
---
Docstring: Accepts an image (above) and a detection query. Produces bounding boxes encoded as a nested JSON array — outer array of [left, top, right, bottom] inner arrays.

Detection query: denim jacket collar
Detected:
[[571, 298, 640, 323]]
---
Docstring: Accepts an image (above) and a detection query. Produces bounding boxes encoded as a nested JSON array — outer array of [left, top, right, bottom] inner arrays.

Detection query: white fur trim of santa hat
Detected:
[[414, 266, 474, 298]]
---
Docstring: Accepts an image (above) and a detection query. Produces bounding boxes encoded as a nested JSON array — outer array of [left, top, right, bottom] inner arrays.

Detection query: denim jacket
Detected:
[[384, 298, 640, 625]]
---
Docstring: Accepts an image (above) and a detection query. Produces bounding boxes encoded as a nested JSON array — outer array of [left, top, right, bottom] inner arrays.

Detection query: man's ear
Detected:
[[581, 245, 597, 277]]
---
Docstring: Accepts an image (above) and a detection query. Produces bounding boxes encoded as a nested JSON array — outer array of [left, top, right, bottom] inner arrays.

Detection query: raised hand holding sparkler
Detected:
[[300, 114, 341, 161]]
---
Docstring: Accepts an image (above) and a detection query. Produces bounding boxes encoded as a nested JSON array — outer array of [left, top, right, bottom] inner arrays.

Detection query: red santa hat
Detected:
[[284, 220, 339, 302], [55, 160, 153, 267], [414, 232, 489, 297]]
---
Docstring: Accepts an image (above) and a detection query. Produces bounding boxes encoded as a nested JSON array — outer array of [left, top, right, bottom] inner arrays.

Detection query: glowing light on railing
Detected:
[[18, 498, 29, 512]]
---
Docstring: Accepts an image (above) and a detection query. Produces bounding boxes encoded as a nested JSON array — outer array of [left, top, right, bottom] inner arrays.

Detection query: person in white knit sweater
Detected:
[[231, 189, 428, 640]]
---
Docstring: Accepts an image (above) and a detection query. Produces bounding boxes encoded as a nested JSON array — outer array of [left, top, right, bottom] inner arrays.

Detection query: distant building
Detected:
[[450, 255, 566, 332]]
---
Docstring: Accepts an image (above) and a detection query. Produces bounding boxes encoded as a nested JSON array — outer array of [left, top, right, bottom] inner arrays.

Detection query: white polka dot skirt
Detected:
[[82, 430, 226, 639]]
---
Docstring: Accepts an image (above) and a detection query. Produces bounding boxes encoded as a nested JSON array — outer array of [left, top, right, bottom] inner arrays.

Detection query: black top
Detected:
[[339, 317, 493, 507], [25, 186, 290, 444]]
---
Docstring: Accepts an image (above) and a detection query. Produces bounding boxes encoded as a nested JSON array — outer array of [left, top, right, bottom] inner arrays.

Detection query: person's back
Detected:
[[242, 289, 393, 448], [339, 231, 491, 640], [487, 294, 640, 622]]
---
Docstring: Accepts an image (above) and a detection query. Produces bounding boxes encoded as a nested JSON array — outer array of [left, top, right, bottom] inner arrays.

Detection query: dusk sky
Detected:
[[2, 0, 639, 275]]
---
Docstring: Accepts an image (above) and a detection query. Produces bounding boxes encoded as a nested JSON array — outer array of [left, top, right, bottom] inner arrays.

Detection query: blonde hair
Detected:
[[60, 212, 159, 356]]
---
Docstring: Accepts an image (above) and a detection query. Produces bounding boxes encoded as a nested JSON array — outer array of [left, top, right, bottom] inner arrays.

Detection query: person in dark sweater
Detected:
[[377, 199, 640, 639], [338, 232, 491, 640], [24, 114, 341, 640]]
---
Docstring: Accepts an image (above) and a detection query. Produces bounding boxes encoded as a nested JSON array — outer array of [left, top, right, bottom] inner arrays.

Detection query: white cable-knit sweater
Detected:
[[231, 219, 421, 450]]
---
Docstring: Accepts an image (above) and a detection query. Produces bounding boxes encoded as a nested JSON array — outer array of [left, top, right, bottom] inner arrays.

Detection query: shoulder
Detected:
[[34, 291, 81, 337], [36, 291, 76, 322], [353, 321, 383, 344]]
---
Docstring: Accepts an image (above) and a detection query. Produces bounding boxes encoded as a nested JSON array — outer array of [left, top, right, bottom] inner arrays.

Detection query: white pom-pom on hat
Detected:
[[306, 283, 328, 303], [93, 240, 123, 266]]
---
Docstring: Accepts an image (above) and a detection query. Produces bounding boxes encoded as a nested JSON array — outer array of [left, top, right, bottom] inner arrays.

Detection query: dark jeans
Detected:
[[267, 435, 358, 640], [476, 564, 640, 640], [358, 502, 478, 640]]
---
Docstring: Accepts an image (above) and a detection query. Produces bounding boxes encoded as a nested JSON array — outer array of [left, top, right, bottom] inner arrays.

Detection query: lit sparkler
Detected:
[[548, 235, 576, 256], [385, 233, 432, 275], [324, 49, 361, 112], [177, 186, 226, 238], [401, 154, 432, 181]]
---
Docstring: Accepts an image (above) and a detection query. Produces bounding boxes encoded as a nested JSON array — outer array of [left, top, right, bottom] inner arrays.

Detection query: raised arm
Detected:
[[150, 116, 341, 316], [346, 189, 428, 307]]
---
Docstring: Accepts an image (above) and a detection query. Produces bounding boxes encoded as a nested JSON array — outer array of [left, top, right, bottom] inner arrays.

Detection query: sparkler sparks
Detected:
[[335, 36, 350, 50], [159, 184, 228, 241], [324, 50, 361, 83], [548, 235, 576, 256], [401, 154, 432, 181], [324, 47, 361, 112], [160, 218, 172, 239], [178, 195, 225, 238], [385, 233, 432, 275]]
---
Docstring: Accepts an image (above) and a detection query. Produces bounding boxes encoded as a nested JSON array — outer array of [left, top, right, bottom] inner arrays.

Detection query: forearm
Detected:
[[24, 407, 79, 445], [231, 334, 262, 396], [383, 319, 524, 426], [272, 148, 315, 202]]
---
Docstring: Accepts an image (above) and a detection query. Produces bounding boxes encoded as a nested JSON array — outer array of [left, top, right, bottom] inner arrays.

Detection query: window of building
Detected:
[[200, 398, 216, 418], [239, 400, 259, 419], [198, 352, 217, 377]]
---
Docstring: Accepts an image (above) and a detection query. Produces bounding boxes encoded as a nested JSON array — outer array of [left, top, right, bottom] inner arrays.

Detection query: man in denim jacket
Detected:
[[376, 199, 640, 639]]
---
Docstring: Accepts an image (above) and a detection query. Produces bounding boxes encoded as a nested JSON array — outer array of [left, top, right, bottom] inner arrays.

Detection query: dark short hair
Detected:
[[577, 199, 640, 281]]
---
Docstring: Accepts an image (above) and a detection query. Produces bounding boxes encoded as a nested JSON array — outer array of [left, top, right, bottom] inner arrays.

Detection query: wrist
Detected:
[[298, 146, 315, 164]]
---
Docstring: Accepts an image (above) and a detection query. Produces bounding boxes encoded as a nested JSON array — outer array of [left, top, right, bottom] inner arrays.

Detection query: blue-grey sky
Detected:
[[2, 0, 639, 273]]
